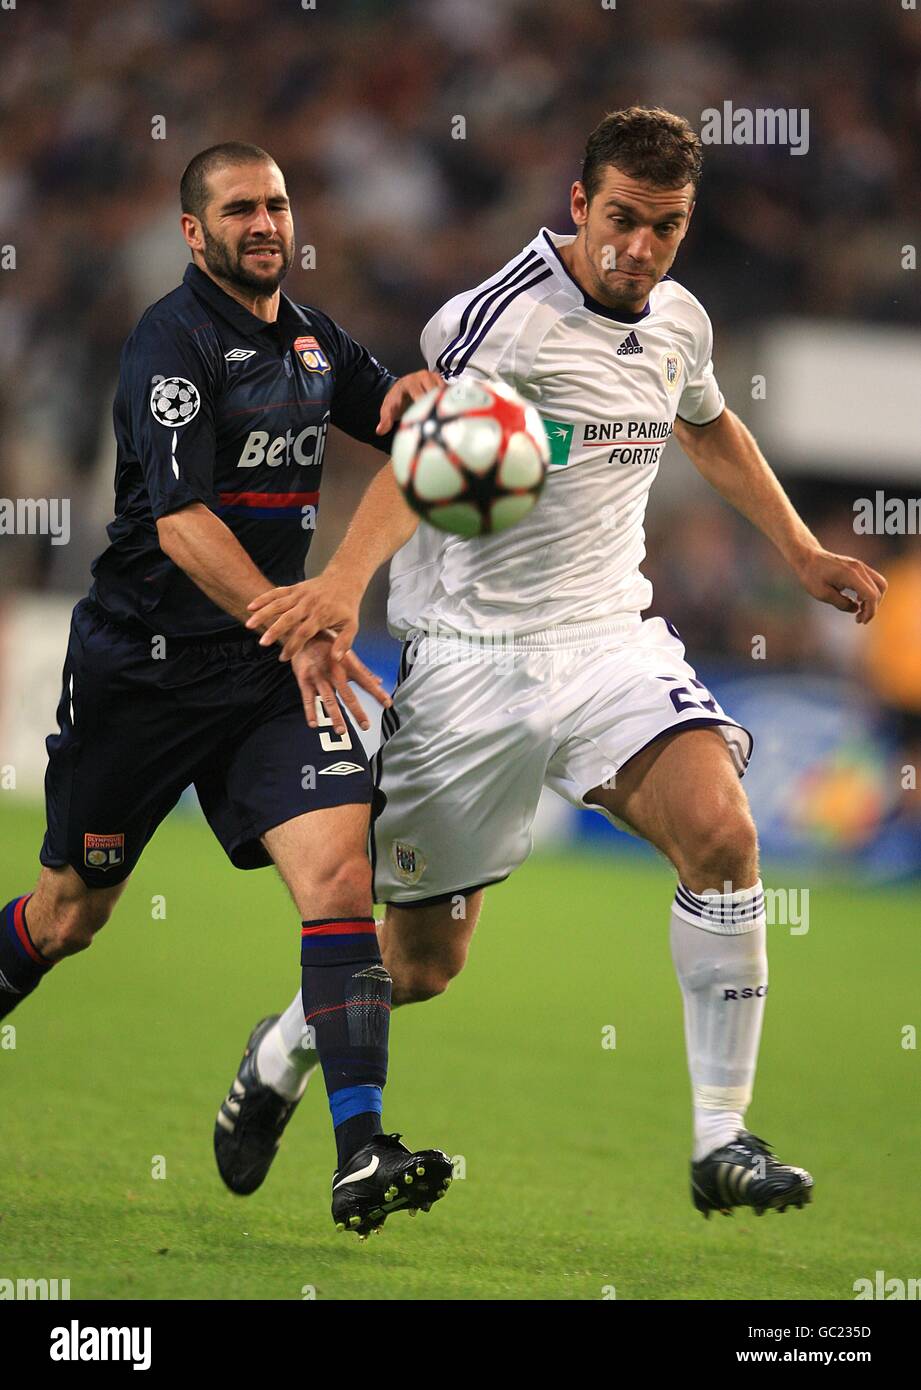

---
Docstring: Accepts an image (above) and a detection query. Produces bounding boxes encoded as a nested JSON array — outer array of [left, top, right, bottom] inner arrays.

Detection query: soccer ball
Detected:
[[390, 377, 549, 537]]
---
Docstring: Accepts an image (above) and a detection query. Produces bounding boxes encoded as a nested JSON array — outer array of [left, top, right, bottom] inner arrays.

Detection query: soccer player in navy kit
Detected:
[[0, 143, 453, 1236]]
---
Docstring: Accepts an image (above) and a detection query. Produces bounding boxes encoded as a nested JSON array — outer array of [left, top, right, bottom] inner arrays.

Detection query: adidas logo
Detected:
[[616, 331, 643, 356]]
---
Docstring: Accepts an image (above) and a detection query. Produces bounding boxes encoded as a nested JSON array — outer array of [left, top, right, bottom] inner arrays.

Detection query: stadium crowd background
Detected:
[[1, 0, 919, 858]]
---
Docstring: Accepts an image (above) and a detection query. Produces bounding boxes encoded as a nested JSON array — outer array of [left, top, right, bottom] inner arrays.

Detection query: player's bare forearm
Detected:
[[326, 462, 419, 593], [247, 369, 439, 658], [156, 503, 388, 729], [249, 463, 420, 660], [675, 409, 817, 565], [674, 409, 887, 622], [156, 502, 272, 625]]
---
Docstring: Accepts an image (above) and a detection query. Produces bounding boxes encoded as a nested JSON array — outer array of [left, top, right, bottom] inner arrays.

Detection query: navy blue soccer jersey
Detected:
[[90, 263, 396, 637]]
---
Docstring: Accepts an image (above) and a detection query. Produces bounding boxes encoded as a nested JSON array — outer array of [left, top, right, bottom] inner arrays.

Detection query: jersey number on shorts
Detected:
[[664, 677, 719, 716], [314, 697, 353, 751]]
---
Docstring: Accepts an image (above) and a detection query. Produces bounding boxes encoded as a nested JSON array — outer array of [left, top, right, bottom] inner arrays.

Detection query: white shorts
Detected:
[[371, 615, 752, 903]]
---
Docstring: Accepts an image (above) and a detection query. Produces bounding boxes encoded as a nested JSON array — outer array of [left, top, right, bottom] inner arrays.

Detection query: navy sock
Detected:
[[300, 917, 390, 1168], [0, 896, 50, 1020]]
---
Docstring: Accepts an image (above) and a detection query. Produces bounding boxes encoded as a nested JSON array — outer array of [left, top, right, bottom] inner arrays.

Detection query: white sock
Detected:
[[255, 991, 318, 1102], [670, 880, 768, 1163]]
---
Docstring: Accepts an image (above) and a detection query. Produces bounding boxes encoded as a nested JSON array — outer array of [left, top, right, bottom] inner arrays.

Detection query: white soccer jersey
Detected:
[[387, 227, 725, 637]]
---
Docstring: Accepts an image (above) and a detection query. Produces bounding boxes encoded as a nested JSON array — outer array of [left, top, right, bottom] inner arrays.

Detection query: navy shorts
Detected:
[[40, 599, 372, 887]]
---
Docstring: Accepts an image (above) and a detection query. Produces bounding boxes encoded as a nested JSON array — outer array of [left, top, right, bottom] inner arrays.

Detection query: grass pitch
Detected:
[[1, 801, 918, 1300]]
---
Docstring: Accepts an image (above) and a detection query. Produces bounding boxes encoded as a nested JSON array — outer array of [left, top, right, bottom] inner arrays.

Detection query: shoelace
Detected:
[[741, 1132, 775, 1158], [722, 1133, 781, 1176], [226, 1083, 293, 1132]]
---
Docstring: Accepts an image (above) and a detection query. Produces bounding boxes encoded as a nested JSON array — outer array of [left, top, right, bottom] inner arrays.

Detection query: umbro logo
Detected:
[[225, 348, 257, 361], [616, 331, 643, 356], [319, 761, 364, 776]]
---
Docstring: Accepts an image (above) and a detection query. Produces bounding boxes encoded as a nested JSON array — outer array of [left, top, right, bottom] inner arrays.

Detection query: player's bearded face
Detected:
[[200, 216, 294, 293], [199, 164, 295, 294]]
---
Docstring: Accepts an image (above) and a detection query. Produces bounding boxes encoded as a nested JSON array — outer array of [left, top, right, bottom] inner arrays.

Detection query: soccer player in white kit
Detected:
[[220, 108, 886, 1218]]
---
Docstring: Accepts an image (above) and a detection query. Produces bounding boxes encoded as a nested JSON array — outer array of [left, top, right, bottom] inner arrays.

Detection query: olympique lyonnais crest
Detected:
[[392, 840, 425, 885], [293, 335, 331, 374], [84, 832, 125, 871], [661, 352, 682, 391]]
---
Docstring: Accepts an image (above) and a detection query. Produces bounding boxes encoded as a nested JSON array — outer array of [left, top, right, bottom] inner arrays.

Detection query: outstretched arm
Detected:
[[674, 409, 887, 623], [248, 460, 420, 661], [247, 367, 441, 662], [157, 503, 274, 624], [157, 503, 387, 734]]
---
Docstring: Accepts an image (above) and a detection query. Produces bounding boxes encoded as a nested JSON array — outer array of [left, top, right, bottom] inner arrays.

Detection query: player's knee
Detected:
[[313, 853, 373, 917], [394, 958, 461, 1005], [677, 801, 759, 890]]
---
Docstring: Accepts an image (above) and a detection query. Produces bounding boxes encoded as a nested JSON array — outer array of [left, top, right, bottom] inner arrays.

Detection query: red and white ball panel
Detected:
[[390, 424, 420, 487], [412, 443, 465, 502], [427, 502, 483, 536], [436, 379, 495, 417], [399, 387, 441, 425], [496, 431, 545, 490], [389, 374, 549, 538], [489, 493, 539, 531], [440, 415, 503, 476]]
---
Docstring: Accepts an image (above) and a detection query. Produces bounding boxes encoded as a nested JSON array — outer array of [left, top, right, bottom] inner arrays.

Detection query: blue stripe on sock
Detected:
[[4, 897, 38, 966], [300, 933, 381, 967], [329, 1084, 383, 1128], [300, 932, 378, 950]]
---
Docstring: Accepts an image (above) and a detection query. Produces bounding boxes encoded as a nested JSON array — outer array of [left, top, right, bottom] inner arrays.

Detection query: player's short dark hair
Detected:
[[180, 142, 278, 221], [581, 107, 703, 202]]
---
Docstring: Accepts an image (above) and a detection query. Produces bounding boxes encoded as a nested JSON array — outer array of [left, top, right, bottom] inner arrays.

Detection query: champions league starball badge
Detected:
[[149, 376, 201, 426]]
